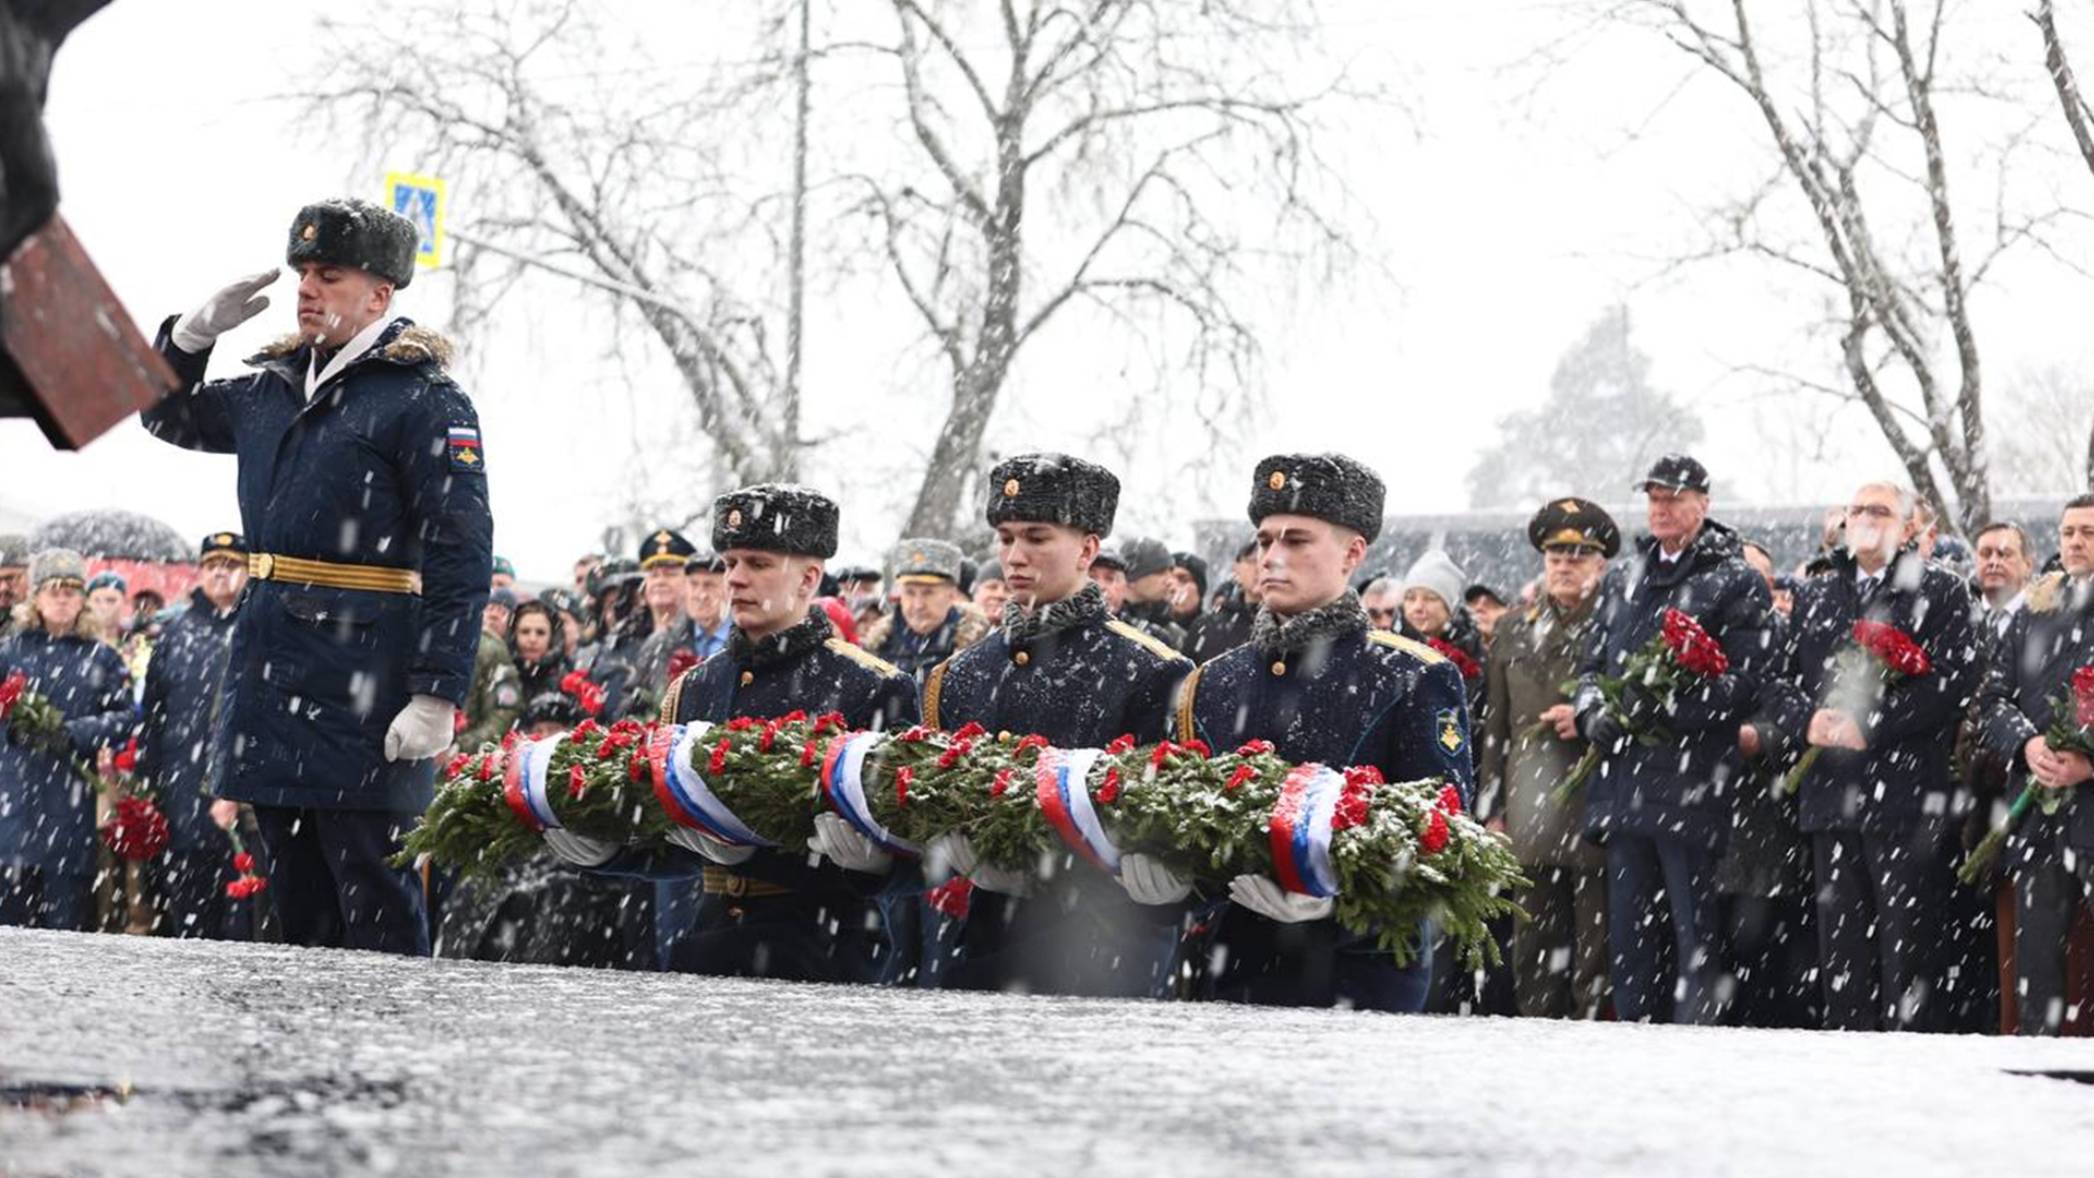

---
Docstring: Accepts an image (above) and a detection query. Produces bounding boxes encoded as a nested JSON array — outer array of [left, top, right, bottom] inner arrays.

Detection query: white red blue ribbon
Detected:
[[821, 731, 921, 856], [1268, 764, 1344, 897], [517, 733, 568, 830], [1034, 748, 1118, 873], [661, 723, 775, 848]]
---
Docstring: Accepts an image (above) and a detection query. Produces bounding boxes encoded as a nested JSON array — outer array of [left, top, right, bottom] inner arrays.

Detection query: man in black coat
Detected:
[[1976, 493, 2094, 1034], [565, 485, 920, 984], [1757, 482, 1978, 1031], [1575, 455, 1774, 1024], [141, 199, 493, 956], [1178, 453, 1475, 1013], [918, 453, 1194, 996], [136, 532, 258, 940]]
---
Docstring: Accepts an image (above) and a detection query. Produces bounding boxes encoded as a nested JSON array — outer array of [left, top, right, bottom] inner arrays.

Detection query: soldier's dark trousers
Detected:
[[1811, 821, 1955, 1032], [0, 866, 90, 931], [1512, 865, 1608, 1019], [253, 806, 428, 956], [2011, 849, 2094, 1036], [1722, 892, 1819, 1029], [1606, 833, 1724, 1024]]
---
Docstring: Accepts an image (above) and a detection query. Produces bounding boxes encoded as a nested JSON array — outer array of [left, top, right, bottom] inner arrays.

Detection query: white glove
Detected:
[[541, 828, 619, 867], [383, 694, 457, 763], [665, 825, 756, 866], [172, 268, 279, 353], [930, 833, 1032, 897], [1228, 873, 1334, 924], [1119, 853, 1192, 905], [808, 812, 893, 874]]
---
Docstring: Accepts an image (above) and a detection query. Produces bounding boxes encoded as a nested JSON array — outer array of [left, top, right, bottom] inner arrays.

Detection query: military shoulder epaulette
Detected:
[[826, 636, 906, 677], [1105, 619, 1191, 663], [923, 661, 949, 729], [2028, 571, 2069, 614], [1367, 629, 1446, 664]]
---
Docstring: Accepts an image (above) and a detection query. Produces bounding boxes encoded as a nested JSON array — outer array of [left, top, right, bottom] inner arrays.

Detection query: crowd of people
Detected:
[[11, 195, 2093, 1037], [6, 444, 2092, 1035]]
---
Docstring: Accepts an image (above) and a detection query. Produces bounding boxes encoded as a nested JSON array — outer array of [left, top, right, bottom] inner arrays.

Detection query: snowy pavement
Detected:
[[2, 928, 2092, 1177]]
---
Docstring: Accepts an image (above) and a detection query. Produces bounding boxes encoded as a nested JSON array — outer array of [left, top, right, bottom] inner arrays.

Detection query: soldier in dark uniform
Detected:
[[141, 198, 493, 956], [1479, 497, 1618, 1019], [857, 538, 991, 686], [1575, 455, 1774, 1024], [564, 485, 920, 983], [1177, 453, 1475, 1013], [136, 532, 258, 941], [629, 527, 701, 706], [916, 453, 1194, 996]]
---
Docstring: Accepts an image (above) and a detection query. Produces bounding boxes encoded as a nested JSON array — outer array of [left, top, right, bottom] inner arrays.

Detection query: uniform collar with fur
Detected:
[[1252, 589, 1370, 657], [1002, 581, 1107, 645], [248, 317, 455, 381], [729, 607, 832, 669], [2026, 571, 2094, 615]]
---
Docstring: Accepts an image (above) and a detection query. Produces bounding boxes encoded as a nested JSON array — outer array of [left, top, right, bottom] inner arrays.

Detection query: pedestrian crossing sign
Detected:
[[385, 172, 447, 269]]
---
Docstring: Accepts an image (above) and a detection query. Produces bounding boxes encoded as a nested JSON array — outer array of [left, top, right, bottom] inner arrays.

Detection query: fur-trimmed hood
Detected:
[[251, 319, 456, 370], [7, 598, 102, 642], [2025, 571, 2094, 615]]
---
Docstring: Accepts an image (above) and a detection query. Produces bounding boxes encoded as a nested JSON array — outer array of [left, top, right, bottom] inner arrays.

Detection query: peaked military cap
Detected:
[[639, 527, 698, 570], [1526, 496, 1620, 558], [890, 537, 963, 584], [285, 198, 420, 288], [199, 531, 249, 561], [984, 453, 1120, 537], [1248, 453, 1386, 542], [1636, 453, 1710, 495], [712, 484, 839, 559]]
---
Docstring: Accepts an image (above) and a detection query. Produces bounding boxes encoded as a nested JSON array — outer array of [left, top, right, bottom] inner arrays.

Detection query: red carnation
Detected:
[[813, 712, 847, 734], [1096, 768, 1121, 805], [1225, 765, 1257, 792], [1437, 784, 1463, 817], [1016, 734, 1050, 755], [1852, 620, 1931, 678], [567, 764, 587, 799], [112, 737, 138, 775], [759, 722, 780, 753], [1181, 738, 1211, 758], [628, 753, 648, 782], [708, 739, 731, 776], [895, 765, 914, 808], [1105, 734, 1136, 755], [2074, 667, 2094, 730], [1150, 741, 1178, 769], [991, 769, 1013, 798], [926, 876, 975, 919], [232, 851, 255, 874], [476, 755, 497, 783], [1660, 609, 1730, 676], [1344, 765, 1385, 788], [1331, 782, 1371, 832], [897, 725, 932, 743], [952, 721, 987, 742], [1420, 809, 1450, 855], [0, 669, 25, 717], [725, 717, 759, 732], [1236, 739, 1275, 757], [666, 649, 699, 681], [1427, 637, 1482, 682], [800, 740, 818, 769], [444, 754, 471, 778], [99, 796, 170, 862], [937, 745, 963, 770]]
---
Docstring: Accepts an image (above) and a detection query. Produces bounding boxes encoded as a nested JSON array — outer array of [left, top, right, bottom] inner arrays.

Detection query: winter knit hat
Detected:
[[1118, 536, 1174, 582], [28, 547, 86, 590], [1401, 549, 1465, 613]]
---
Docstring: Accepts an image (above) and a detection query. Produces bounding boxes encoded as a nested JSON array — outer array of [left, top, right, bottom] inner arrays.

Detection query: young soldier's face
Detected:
[[2060, 508, 2094, 578], [1254, 515, 1365, 616], [295, 262, 393, 346], [994, 523, 1098, 607], [724, 549, 819, 636]]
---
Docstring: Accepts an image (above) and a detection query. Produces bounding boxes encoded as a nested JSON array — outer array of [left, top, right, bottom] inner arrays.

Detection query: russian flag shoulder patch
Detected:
[[447, 425, 485, 473]]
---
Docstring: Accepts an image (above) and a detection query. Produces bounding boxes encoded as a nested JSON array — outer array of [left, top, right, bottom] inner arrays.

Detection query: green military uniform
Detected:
[[457, 629, 522, 750], [1478, 496, 1617, 1020]]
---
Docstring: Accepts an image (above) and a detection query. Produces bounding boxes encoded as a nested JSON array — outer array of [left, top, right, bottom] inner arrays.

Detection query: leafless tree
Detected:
[[1614, 0, 2072, 534], [842, 0, 1362, 537], [2031, 0, 2094, 487], [301, 0, 812, 491]]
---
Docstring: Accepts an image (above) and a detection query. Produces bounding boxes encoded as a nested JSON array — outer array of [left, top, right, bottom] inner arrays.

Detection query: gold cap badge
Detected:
[[300, 223, 317, 241], [1267, 470, 1287, 491], [653, 530, 672, 544], [726, 509, 743, 528], [1003, 478, 1021, 498], [1559, 499, 1580, 513]]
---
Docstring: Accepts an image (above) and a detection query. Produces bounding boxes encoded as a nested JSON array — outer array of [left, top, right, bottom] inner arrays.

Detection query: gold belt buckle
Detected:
[[723, 874, 749, 897], [250, 553, 275, 580]]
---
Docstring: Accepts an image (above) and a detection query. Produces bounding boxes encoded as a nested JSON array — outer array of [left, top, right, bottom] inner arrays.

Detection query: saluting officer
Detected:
[[142, 198, 493, 955], [1177, 453, 1475, 1013], [916, 454, 1194, 996]]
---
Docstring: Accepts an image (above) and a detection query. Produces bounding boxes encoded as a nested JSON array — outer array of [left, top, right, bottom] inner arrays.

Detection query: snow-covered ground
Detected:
[[2, 928, 2091, 1176]]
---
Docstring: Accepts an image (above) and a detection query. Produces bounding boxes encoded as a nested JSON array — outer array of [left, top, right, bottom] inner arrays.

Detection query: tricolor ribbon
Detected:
[[649, 722, 773, 848], [1034, 748, 1118, 873], [1268, 764, 1344, 897], [821, 732, 921, 856], [500, 743, 544, 832]]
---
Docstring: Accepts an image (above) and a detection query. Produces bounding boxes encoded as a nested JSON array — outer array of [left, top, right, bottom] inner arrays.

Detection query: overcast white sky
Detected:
[[4, 0, 2089, 578]]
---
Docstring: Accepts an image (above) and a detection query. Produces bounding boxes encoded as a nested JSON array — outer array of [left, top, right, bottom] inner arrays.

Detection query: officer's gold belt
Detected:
[[248, 552, 422, 596], [700, 865, 793, 898]]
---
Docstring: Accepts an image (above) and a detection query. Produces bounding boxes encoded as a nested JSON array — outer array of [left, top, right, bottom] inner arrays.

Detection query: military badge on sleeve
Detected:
[[447, 426, 485, 472], [1437, 708, 1465, 755]]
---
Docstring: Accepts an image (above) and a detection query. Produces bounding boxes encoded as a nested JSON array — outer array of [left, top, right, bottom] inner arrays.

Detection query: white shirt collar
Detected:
[[305, 316, 399, 401]]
